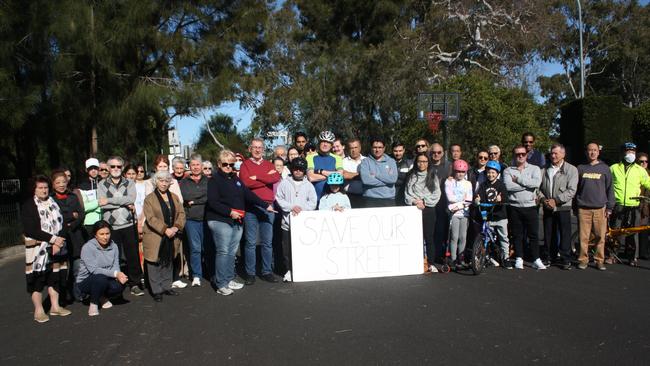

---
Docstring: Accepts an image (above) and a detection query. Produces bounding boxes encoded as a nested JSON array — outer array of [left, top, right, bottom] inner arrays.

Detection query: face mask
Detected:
[[624, 153, 636, 164], [234, 161, 242, 170]]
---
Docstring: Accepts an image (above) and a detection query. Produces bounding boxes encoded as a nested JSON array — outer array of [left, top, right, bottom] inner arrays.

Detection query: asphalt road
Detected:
[[1, 255, 649, 366]]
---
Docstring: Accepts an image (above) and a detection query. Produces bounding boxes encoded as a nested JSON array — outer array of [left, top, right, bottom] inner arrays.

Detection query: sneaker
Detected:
[[131, 286, 145, 296], [101, 300, 113, 309], [596, 263, 606, 271], [283, 270, 293, 282], [532, 258, 547, 270], [577, 263, 588, 270], [88, 304, 100, 317], [228, 280, 244, 290], [515, 257, 524, 270], [171, 280, 187, 289], [428, 265, 439, 273], [217, 287, 233, 296], [561, 262, 572, 270], [244, 275, 256, 285], [489, 257, 500, 267], [49, 308, 72, 316], [260, 273, 279, 283], [503, 258, 513, 269], [34, 312, 50, 323], [191, 277, 201, 287]]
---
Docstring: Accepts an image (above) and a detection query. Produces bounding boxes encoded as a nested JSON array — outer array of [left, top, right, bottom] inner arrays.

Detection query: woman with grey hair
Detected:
[[202, 160, 213, 178], [143, 170, 186, 302]]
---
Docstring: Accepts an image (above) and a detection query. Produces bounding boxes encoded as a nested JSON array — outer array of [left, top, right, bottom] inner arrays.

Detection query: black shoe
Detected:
[[260, 273, 279, 283], [244, 275, 256, 285], [164, 289, 180, 296], [153, 294, 163, 302], [561, 262, 572, 270], [503, 259, 513, 270]]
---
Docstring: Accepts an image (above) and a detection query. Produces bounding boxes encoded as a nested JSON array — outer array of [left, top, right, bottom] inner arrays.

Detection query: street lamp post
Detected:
[[577, 0, 585, 98]]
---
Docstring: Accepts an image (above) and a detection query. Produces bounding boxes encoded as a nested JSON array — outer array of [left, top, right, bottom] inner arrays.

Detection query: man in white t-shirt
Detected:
[[342, 138, 365, 208]]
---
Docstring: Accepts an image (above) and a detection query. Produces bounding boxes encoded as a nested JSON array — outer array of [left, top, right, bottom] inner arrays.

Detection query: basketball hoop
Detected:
[[426, 111, 444, 134]]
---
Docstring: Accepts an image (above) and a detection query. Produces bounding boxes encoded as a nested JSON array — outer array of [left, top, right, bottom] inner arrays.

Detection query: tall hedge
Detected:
[[559, 96, 633, 164], [633, 100, 650, 154]]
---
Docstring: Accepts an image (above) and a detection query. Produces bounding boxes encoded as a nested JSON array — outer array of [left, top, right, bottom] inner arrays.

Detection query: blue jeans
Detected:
[[243, 205, 275, 276], [185, 219, 204, 279], [78, 274, 124, 305], [207, 220, 243, 289]]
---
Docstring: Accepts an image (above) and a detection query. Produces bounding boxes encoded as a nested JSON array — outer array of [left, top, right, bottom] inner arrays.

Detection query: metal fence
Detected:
[[0, 179, 22, 248]]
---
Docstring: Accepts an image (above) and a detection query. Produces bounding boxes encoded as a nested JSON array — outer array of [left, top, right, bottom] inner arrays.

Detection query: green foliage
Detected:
[[633, 100, 650, 153], [559, 96, 633, 163], [193, 114, 247, 164]]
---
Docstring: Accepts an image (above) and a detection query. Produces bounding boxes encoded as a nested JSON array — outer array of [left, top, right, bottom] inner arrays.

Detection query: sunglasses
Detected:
[[110, 165, 122, 169], [488, 152, 499, 156], [515, 152, 527, 157], [416, 144, 427, 148], [137, 170, 145, 173], [638, 160, 648, 164], [478, 156, 488, 160], [203, 167, 212, 170], [523, 140, 534, 144], [99, 168, 109, 172], [431, 151, 443, 154], [221, 163, 235, 168]]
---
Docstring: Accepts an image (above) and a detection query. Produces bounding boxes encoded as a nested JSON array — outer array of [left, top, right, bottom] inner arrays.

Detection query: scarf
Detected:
[[34, 196, 63, 237], [154, 189, 176, 266]]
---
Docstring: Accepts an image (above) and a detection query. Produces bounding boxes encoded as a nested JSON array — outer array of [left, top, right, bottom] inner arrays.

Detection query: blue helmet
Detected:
[[327, 172, 344, 185], [485, 160, 501, 172]]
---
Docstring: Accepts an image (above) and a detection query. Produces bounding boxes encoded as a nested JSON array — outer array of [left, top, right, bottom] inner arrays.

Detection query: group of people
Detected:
[[22, 130, 650, 323]]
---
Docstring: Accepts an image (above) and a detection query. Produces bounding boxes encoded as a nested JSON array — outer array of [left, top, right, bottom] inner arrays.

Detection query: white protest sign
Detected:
[[290, 206, 424, 282]]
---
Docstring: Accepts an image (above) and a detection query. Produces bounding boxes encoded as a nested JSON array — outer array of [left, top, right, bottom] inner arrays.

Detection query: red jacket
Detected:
[[239, 158, 281, 204]]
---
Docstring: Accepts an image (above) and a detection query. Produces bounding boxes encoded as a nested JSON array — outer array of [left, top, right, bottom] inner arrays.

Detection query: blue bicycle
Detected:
[[470, 202, 506, 275]]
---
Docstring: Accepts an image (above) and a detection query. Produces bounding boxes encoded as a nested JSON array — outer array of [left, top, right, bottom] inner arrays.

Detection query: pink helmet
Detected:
[[452, 159, 469, 172]]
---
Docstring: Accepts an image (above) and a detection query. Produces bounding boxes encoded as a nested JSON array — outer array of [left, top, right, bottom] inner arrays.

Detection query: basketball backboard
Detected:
[[417, 92, 460, 121]]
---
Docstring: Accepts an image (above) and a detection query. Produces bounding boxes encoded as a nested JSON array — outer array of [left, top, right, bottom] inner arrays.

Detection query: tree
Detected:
[[193, 114, 247, 163]]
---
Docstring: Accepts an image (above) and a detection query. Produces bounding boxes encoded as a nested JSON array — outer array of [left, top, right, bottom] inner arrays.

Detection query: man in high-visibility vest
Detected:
[[610, 142, 650, 266]]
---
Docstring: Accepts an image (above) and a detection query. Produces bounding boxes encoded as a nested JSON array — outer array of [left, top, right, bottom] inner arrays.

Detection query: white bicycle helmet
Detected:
[[318, 130, 336, 143]]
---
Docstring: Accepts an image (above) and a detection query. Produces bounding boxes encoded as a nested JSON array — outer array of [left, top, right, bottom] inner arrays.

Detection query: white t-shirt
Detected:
[[343, 155, 366, 195]]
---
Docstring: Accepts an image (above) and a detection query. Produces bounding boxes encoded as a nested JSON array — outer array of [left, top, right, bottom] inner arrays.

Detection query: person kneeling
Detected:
[[76, 220, 127, 316]]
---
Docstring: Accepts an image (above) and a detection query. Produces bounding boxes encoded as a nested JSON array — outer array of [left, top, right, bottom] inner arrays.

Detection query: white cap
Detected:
[[85, 158, 100, 170]]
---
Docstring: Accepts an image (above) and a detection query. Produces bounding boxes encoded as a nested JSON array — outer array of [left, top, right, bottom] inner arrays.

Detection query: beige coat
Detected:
[[142, 191, 185, 263]]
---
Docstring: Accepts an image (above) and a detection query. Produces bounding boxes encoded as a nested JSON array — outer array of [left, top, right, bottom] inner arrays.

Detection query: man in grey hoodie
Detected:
[[275, 157, 317, 281], [358, 137, 398, 208], [504, 145, 546, 270]]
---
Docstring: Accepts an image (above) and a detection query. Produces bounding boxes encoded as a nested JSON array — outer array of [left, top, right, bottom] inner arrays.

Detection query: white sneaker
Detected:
[[515, 257, 524, 270], [191, 277, 201, 287], [172, 280, 187, 289], [532, 258, 547, 270], [217, 287, 233, 296], [283, 270, 292, 282], [489, 257, 500, 267], [428, 265, 439, 273], [101, 300, 113, 309], [227, 280, 244, 290]]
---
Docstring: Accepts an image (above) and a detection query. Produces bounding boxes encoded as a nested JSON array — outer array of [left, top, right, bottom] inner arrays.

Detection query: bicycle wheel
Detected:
[[471, 235, 486, 275]]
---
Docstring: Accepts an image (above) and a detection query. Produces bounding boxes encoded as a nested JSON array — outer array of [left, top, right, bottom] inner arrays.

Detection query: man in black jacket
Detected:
[[392, 141, 412, 206]]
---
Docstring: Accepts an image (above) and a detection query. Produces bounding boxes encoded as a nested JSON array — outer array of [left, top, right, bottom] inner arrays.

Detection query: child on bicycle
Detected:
[[475, 160, 512, 269], [445, 159, 473, 270], [319, 173, 351, 211]]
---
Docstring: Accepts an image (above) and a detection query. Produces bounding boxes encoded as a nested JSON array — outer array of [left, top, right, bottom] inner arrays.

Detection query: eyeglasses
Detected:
[[431, 151, 443, 155], [416, 160, 429, 164], [515, 152, 527, 157], [416, 144, 427, 148], [110, 165, 122, 169], [478, 156, 488, 160], [203, 167, 212, 170], [221, 163, 235, 168]]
